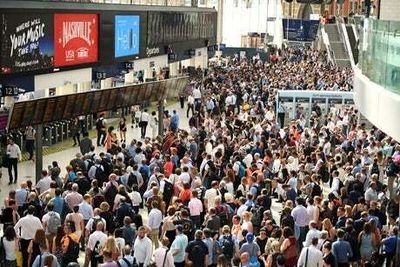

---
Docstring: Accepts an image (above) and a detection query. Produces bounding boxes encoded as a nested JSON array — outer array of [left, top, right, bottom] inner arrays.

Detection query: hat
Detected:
[[246, 233, 254, 243], [75, 152, 82, 158]]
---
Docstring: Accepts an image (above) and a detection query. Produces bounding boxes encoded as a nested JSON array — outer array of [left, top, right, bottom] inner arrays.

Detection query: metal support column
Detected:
[[35, 124, 43, 183], [158, 100, 164, 136]]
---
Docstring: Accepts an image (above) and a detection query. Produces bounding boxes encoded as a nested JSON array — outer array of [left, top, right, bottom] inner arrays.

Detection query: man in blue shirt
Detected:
[[49, 188, 64, 216], [170, 110, 179, 132], [332, 229, 353, 267], [381, 227, 399, 267]]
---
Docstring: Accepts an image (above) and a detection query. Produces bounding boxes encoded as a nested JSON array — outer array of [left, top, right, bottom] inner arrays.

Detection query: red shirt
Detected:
[[164, 161, 174, 178]]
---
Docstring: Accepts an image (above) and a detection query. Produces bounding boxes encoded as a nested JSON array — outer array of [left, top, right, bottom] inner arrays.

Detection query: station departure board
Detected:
[[7, 76, 189, 130]]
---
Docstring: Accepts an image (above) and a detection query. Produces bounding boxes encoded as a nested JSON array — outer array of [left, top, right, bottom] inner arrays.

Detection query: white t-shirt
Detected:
[[3, 238, 16, 260]]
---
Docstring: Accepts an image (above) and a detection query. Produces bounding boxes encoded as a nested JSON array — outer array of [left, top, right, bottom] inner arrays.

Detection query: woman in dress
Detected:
[[358, 222, 379, 263], [1, 199, 19, 232], [280, 227, 297, 267]]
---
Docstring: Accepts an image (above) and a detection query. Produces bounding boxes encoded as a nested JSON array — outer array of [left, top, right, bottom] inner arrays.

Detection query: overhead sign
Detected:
[[54, 13, 98, 67], [114, 15, 140, 58], [0, 13, 54, 74], [282, 19, 320, 42], [7, 76, 189, 130]]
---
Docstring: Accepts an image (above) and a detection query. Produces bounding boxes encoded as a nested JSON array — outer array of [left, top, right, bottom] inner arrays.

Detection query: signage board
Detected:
[[114, 15, 140, 58], [0, 13, 54, 74], [282, 19, 320, 42], [54, 13, 98, 67]]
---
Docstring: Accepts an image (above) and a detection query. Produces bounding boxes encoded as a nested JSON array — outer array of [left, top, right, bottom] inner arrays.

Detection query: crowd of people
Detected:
[[1, 46, 399, 267]]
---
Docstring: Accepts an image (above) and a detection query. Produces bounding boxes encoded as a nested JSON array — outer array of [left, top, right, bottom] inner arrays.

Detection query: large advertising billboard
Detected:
[[54, 13, 98, 67], [282, 19, 320, 42], [0, 13, 54, 74], [115, 15, 140, 58]]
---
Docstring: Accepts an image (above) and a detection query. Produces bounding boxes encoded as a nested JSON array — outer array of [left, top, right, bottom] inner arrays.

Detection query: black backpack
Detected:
[[96, 118, 104, 130], [221, 235, 234, 260], [95, 166, 107, 185], [117, 257, 138, 267], [251, 205, 264, 228], [189, 244, 205, 262], [63, 236, 79, 262], [311, 183, 322, 197], [162, 180, 173, 204], [216, 205, 229, 227], [91, 217, 103, 233], [104, 183, 118, 207]]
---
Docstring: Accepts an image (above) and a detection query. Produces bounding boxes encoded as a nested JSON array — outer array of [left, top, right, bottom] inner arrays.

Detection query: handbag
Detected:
[[16, 250, 22, 267]]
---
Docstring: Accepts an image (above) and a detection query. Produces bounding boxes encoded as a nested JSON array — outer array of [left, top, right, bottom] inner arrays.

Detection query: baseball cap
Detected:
[[246, 233, 254, 243]]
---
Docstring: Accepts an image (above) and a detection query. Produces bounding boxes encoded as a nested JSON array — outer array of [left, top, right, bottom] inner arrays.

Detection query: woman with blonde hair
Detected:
[[344, 205, 353, 218], [266, 240, 284, 267], [241, 211, 254, 233], [99, 202, 115, 234], [322, 218, 336, 241], [103, 236, 120, 261]]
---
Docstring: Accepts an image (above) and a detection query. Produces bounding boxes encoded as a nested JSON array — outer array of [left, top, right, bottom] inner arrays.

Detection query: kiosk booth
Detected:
[[276, 90, 355, 127]]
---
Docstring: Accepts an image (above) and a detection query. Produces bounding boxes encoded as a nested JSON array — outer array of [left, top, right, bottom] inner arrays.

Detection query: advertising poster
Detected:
[[282, 19, 319, 42], [115, 15, 140, 58], [0, 13, 54, 74], [54, 13, 98, 67]]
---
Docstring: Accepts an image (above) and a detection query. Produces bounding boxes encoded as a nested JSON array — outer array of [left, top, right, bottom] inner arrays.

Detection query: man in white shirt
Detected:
[[85, 208, 107, 238], [364, 182, 379, 204], [148, 201, 163, 249], [330, 170, 341, 196], [188, 191, 203, 228], [14, 205, 43, 267], [118, 245, 136, 267], [187, 94, 195, 118], [303, 221, 321, 248], [152, 237, 174, 267], [297, 237, 324, 267], [291, 198, 309, 250], [35, 170, 52, 194], [204, 181, 220, 210], [192, 87, 201, 101], [42, 202, 61, 250], [134, 226, 153, 267], [87, 221, 108, 267], [139, 109, 150, 139], [6, 138, 21, 184], [65, 183, 83, 211]]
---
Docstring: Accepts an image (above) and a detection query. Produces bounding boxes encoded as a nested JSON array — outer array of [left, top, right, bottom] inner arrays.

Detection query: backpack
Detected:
[[92, 240, 103, 260], [238, 163, 246, 178], [319, 165, 330, 183], [189, 244, 204, 262], [64, 235, 79, 261], [251, 205, 264, 228], [95, 166, 107, 185], [371, 163, 380, 177], [117, 257, 138, 267], [216, 205, 229, 227], [206, 160, 217, 174], [311, 183, 322, 197], [47, 211, 61, 234], [91, 217, 103, 233], [162, 180, 173, 204], [96, 118, 104, 130], [220, 235, 234, 260], [251, 184, 262, 197], [104, 183, 118, 207], [182, 219, 193, 236]]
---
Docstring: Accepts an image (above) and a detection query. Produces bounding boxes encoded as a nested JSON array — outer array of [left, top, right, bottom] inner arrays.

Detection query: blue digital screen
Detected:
[[115, 15, 140, 58]]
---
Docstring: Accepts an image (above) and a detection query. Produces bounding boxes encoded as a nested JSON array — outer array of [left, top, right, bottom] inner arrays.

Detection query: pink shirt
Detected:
[[188, 198, 203, 216]]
